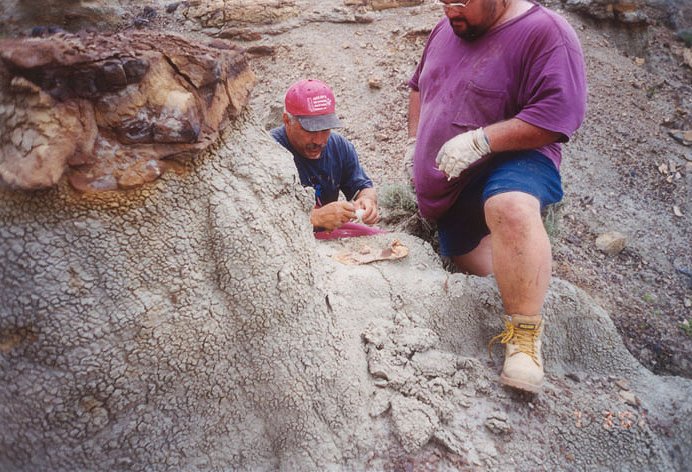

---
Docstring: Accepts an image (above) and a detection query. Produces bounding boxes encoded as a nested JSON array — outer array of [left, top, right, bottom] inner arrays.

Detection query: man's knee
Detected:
[[484, 191, 541, 233]]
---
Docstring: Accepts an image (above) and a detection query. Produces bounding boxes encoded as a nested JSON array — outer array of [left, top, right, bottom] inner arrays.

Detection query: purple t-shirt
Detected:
[[409, 4, 587, 220]]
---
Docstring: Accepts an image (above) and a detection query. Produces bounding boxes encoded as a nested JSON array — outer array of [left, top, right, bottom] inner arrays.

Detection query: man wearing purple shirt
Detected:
[[408, 0, 587, 392]]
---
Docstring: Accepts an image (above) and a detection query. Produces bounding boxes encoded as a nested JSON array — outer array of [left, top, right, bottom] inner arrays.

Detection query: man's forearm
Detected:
[[483, 118, 563, 153], [355, 187, 377, 205]]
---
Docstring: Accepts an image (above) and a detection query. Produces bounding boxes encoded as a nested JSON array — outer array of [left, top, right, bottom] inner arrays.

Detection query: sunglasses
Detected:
[[438, 0, 473, 9]]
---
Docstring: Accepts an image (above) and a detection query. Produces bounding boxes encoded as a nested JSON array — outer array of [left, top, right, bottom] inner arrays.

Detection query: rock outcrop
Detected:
[[563, 0, 649, 24], [0, 31, 254, 191], [181, 0, 301, 28], [0, 0, 126, 35], [561, 0, 692, 29], [0, 107, 690, 472]]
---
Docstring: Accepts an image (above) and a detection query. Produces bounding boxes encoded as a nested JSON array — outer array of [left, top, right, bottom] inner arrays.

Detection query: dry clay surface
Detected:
[[0, 112, 689, 471]]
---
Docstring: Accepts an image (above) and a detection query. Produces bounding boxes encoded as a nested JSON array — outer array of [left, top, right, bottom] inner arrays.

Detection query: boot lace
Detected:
[[488, 320, 541, 365]]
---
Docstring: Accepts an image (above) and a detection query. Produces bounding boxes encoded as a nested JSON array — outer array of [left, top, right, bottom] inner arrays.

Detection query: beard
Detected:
[[450, 18, 487, 41], [448, 0, 501, 41]]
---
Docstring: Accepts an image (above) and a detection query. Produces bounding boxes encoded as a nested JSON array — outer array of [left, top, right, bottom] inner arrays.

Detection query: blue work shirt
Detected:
[[271, 126, 373, 206]]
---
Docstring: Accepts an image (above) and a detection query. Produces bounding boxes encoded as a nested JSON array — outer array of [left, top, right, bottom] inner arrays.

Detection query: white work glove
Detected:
[[436, 128, 491, 179]]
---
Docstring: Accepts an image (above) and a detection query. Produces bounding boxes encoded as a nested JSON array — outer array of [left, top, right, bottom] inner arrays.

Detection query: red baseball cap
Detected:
[[284, 79, 343, 132]]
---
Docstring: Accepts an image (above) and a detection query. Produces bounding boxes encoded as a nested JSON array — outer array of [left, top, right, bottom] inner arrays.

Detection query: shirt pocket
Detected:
[[452, 81, 507, 130]]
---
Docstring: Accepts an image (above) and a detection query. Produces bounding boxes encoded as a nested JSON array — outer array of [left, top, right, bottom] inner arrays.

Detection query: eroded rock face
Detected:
[[563, 0, 692, 29], [0, 111, 690, 470], [0, 0, 125, 35], [0, 115, 368, 471], [0, 31, 255, 191], [563, 0, 649, 24]]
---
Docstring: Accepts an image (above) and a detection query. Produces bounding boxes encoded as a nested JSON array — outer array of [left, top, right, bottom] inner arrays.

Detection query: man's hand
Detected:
[[354, 188, 378, 225], [311, 201, 355, 231], [354, 198, 378, 225], [436, 127, 491, 179]]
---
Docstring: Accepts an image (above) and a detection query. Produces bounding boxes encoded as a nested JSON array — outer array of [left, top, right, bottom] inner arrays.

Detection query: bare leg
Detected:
[[484, 191, 551, 315], [481, 191, 550, 391], [450, 191, 550, 314]]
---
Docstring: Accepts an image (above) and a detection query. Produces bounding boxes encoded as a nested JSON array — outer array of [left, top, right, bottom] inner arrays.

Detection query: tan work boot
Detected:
[[489, 314, 544, 393]]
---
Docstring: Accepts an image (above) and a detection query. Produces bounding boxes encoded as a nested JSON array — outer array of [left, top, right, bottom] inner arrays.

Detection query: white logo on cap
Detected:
[[307, 95, 332, 112]]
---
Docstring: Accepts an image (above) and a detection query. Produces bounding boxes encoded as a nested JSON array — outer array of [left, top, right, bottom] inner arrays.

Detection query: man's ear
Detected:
[[282, 112, 290, 127]]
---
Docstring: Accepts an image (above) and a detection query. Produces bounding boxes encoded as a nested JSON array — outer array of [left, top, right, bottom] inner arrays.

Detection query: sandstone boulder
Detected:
[[0, 31, 255, 191]]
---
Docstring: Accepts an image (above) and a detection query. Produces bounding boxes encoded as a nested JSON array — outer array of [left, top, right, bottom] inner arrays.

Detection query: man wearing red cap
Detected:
[[271, 79, 379, 233]]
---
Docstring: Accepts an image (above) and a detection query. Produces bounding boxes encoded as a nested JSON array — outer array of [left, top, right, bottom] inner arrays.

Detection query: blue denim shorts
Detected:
[[437, 150, 563, 257]]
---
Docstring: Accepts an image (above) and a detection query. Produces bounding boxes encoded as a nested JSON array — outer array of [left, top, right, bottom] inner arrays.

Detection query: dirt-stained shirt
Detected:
[[271, 126, 373, 206], [409, 4, 587, 220]]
